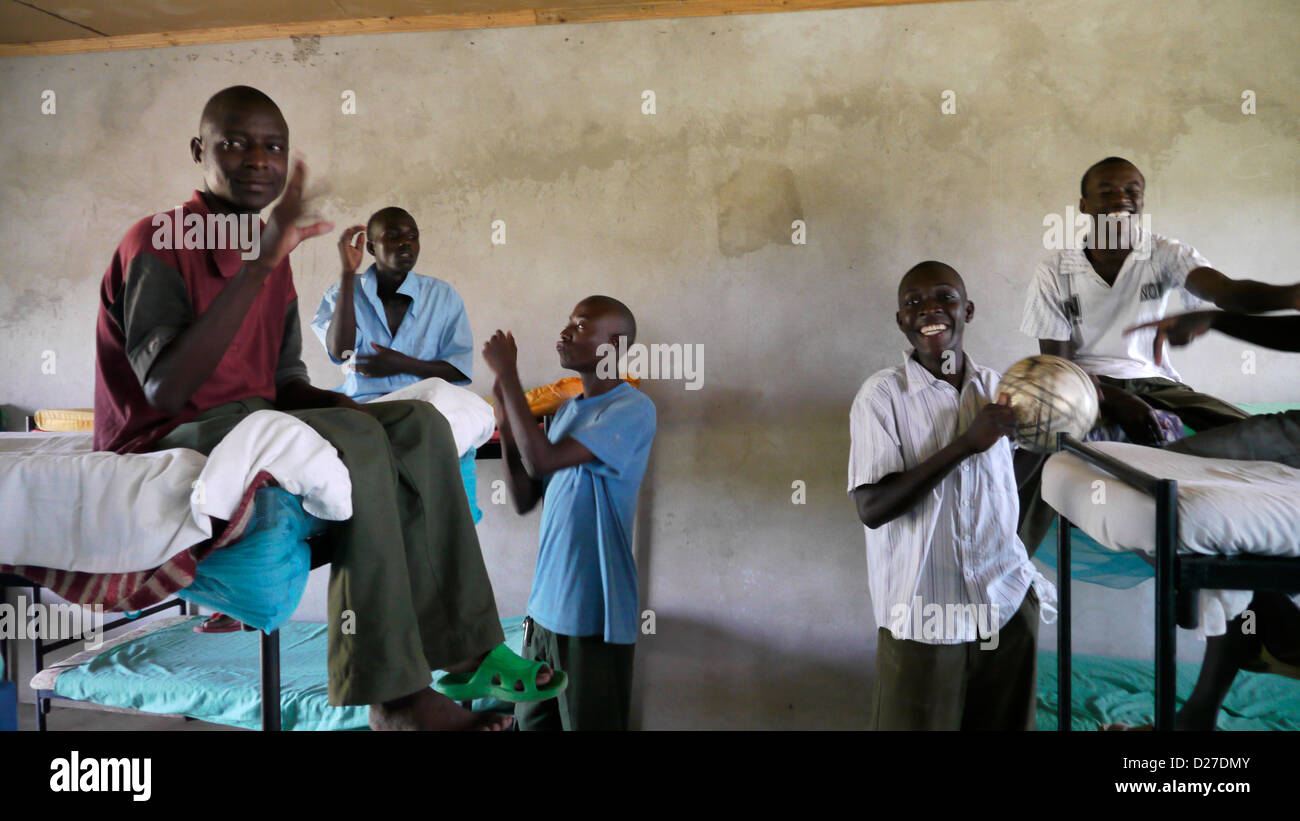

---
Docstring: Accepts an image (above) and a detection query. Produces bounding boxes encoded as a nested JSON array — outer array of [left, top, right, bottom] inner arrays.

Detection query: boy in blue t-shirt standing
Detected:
[[483, 295, 656, 730]]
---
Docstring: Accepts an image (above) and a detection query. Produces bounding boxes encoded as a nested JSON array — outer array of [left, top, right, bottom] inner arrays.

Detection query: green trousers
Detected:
[[514, 618, 635, 731], [1016, 377, 1250, 555], [871, 589, 1039, 731], [156, 398, 505, 706], [1167, 409, 1300, 468]]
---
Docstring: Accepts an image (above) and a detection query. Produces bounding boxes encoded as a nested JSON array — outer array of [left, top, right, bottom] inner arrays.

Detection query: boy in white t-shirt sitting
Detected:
[[849, 261, 1051, 730], [1016, 156, 1299, 552]]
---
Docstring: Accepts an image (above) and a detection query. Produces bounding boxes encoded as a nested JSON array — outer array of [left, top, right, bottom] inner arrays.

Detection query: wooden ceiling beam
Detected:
[[0, 0, 969, 58]]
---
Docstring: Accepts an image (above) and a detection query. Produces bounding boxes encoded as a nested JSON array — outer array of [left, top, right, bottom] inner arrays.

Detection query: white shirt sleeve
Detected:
[[847, 381, 906, 493], [1167, 240, 1214, 311], [1020, 260, 1073, 341]]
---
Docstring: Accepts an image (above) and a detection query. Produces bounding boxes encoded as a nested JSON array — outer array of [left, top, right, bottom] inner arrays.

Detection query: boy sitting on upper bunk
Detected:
[[311, 207, 475, 400], [848, 261, 1051, 730], [1100, 300, 1300, 731], [482, 296, 656, 730], [1015, 156, 1300, 554]]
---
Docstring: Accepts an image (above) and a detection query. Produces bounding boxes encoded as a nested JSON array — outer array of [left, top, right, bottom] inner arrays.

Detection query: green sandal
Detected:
[[435, 644, 568, 703]]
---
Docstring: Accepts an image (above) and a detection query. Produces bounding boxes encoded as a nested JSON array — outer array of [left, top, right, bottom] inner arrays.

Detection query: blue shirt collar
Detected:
[[359, 265, 423, 299], [571, 380, 633, 405]]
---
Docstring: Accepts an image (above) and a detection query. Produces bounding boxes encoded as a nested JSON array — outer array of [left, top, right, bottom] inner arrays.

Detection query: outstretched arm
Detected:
[[1185, 267, 1300, 314], [1211, 312, 1300, 351], [1127, 311, 1300, 361]]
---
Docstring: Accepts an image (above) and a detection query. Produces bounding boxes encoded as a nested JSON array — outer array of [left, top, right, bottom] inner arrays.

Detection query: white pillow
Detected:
[[370, 378, 495, 457]]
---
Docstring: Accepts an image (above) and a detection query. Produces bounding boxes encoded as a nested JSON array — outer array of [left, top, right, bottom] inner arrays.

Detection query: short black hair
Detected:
[[1081, 156, 1142, 197], [898, 260, 966, 300], [366, 206, 416, 238], [199, 86, 283, 133], [580, 295, 637, 347]]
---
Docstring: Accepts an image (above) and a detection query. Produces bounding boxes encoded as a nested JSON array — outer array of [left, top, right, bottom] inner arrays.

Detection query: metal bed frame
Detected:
[[3, 414, 549, 731], [0, 573, 287, 731], [1053, 433, 1300, 731]]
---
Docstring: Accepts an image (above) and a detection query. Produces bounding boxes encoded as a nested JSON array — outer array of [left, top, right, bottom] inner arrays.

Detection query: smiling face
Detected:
[[190, 92, 289, 213], [1081, 161, 1145, 219], [366, 209, 420, 276], [896, 262, 974, 362]]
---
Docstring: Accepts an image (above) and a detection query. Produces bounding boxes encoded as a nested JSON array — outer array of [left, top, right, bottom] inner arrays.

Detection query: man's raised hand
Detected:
[[482, 330, 519, 376], [338, 225, 366, 275], [257, 156, 334, 274]]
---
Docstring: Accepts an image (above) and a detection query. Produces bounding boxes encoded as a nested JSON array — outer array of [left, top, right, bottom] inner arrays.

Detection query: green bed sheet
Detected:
[[54, 615, 525, 731], [1036, 650, 1300, 731]]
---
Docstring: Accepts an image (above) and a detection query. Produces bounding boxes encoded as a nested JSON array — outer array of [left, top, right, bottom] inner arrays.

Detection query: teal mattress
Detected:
[[53, 615, 524, 731], [1036, 650, 1300, 731]]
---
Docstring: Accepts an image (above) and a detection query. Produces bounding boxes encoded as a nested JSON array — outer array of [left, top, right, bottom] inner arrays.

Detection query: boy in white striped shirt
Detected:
[[849, 261, 1048, 730]]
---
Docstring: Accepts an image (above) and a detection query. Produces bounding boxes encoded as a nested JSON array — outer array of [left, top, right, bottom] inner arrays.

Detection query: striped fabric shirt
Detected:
[[1020, 232, 1211, 381], [847, 351, 1036, 644]]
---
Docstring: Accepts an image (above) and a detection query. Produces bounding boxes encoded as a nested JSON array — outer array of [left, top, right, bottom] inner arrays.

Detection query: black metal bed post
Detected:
[[1058, 435, 1179, 730], [30, 585, 47, 731], [0, 577, 13, 690], [1054, 433, 1072, 731], [1057, 525, 1072, 731], [1154, 478, 1179, 731], [260, 629, 281, 731]]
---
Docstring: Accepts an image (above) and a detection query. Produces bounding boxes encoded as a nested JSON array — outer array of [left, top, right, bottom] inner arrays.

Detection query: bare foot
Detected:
[[369, 688, 514, 731], [1099, 723, 1153, 731], [441, 650, 554, 691]]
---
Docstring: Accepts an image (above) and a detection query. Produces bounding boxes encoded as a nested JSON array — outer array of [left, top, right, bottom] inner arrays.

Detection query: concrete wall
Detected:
[[1, 0, 1297, 729]]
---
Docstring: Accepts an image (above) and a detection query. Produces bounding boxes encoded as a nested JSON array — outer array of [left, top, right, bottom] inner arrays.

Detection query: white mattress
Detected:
[[0, 387, 487, 579], [0, 431, 94, 455], [1043, 441, 1300, 636], [0, 412, 351, 575]]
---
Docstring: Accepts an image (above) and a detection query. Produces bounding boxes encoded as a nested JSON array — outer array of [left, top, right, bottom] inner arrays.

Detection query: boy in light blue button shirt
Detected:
[[483, 295, 656, 730], [311, 207, 474, 401]]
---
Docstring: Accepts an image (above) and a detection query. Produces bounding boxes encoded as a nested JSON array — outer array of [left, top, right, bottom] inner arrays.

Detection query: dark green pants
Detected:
[[514, 618, 635, 731], [1016, 377, 1250, 555], [156, 398, 505, 706], [1167, 410, 1300, 468], [871, 589, 1039, 731]]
